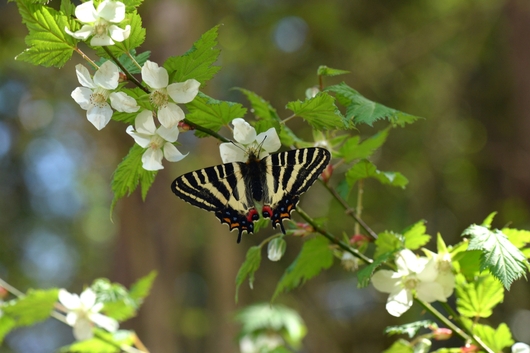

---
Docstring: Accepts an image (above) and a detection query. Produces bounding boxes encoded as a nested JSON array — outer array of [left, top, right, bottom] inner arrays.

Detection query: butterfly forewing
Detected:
[[171, 147, 331, 242]]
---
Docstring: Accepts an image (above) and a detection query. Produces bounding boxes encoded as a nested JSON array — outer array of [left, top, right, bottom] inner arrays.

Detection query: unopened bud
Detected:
[[349, 234, 370, 248], [0, 286, 7, 299], [291, 223, 313, 237], [341, 252, 358, 271], [118, 72, 128, 83], [305, 86, 320, 99], [431, 327, 452, 340], [461, 344, 479, 353], [267, 238, 286, 261], [178, 121, 193, 132], [321, 164, 333, 183]]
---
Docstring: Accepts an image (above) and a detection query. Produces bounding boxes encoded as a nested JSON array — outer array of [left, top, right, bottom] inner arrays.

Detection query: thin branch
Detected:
[[296, 206, 372, 265], [102, 46, 149, 93], [0, 277, 24, 298], [321, 181, 378, 240], [74, 47, 99, 70]]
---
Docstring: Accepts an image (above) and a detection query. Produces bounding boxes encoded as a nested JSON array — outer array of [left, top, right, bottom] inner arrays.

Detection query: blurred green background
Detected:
[[1, 0, 530, 352]]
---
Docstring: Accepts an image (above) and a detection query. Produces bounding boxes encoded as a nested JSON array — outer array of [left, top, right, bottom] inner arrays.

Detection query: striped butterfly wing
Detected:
[[260, 147, 331, 233], [171, 162, 257, 243]]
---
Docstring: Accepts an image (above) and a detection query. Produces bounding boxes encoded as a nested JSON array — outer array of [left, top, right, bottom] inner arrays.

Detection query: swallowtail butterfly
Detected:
[[171, 147, 331, 243]]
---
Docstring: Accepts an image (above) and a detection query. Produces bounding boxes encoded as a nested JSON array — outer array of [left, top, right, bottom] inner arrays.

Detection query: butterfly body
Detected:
[[172, 147, 331, 243]]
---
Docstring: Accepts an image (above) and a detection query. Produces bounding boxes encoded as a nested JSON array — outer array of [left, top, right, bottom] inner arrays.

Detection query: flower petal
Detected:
[[232, 118, 256, 145], [416, 257, 438, 282], [395, 249, 418, 274], [416, 281, 447, 303], [65, 312, 79, 327], [59, 289, 81, 310], [371, 270, 401, 293], [163, 143, 187, 162], [96, 0, 125, 23], [436, 272, 456, 298], [90, 34, 114, 46], [219, 143, 246, 163], [109, 92, 139, 113], [89, 312, 119, 332], [75, 64, 95, 89], [142, 148, 164, 170], [256, 127, 281, 153], [79, 289, 97, 308], [141, 61, 168, 89], [157, 124, 179, 143], [71, 87, 93, 110], [167, 79, 200, 104], [73, 318, 94, 341], [75, 1, 97, 23], [135, 110, 157, 134], [157, 103, 184, 129], [512, 343, 530, 353], [386, 287, 413, 317], [93, 61, 119, 90], [126, 126, 152, 148], [66, 25, 94, 40], [87, 104, 113, 130], [108, 24, 130, 42]]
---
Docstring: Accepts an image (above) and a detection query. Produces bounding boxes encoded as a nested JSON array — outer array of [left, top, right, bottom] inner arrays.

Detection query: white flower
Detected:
[[65, 0, 131, 46], [58, 288, 118, 341], [126, 110, 187, 170], [239, 334, 283, 353], [512, 343, 530, 353], [371, 249, 447, 317], [71, 61, 139, 130], [141, 60, 200, 129], [341, 252, 359, 272], [267, 238, 286, 261], [219, 118, 281, 163]]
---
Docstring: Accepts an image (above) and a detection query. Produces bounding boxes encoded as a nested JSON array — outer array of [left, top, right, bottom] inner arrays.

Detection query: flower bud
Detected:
[[118, 72, 128, 83], [460, 344, 479, 353], [321, 164, 333, 183], [0, 286, 7, 299], [178, 121, 193, 132], [341, 252, 358, 271], [431, 327, 452, 340], [267, 238, 287, 261], [349, 234, 370, 248], [305, 86, 320, 99], [291, 223, 314, 237]]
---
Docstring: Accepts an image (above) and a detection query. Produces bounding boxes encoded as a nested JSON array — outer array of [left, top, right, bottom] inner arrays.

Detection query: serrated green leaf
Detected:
[[236, 88, 280, 123], [0, 315, 17, 344], [385, 320, 436, 339], [481, 212, 497, 228], [317, 65, 350, 77], [60, 329, 134, 353], [455, 274, 504, 318], [345, 159, 408, 189], [403, 220, 430, 250], [111, 144, 157, 212], [235, 246, 262, 303], [470, 322, 513, 353], [462, 224, 528, 289], [374, 231, 404, 259], [129, 271, 157, 302], [3, 289, 58, 327], [15, 0, 77, 67], [186, 92, 247, 136], [503, 228, 530, 250], [357, 251, 395, 288], [327, 82, 421, 127], [454, 249, 482, 280], [339, 128, 389, 162], [96, 50, 150, 75], [95, 11, 145, 59], [60, 0, 75, 18], [273, 236, 333, 300], [286, 92, 348, 130], [382, 339, 414, 353], [164, 26, 221, 86], [436, 233, 448, 255], [121, 0, 144, 12]]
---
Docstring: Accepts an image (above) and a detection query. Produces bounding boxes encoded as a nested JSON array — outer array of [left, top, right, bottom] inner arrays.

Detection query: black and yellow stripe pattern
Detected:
[[171, 147, 331, 243]]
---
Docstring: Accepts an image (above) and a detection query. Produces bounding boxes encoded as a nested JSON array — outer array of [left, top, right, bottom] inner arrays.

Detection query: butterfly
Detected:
[[171, 147, 331, 243]]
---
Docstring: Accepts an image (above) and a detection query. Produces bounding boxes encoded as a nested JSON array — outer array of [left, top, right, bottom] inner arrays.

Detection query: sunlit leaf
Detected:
[[2, 289, 58, 327], [382, 339, 413, 353], [385, 320, 436, 339], [374, 231, 404, 259], [286, 92, 348, 130], [357, 251, 395, 288], [403, 220, 430, 250], [317, 65, 350, 77], [455, 274, 504, 318]]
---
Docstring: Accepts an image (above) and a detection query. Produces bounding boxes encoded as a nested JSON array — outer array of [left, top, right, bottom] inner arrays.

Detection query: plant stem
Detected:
[[354, 179, 364, 235], [415, 299, 494, 353], [321, 181, 378, 240], [74, 47, 99, 70], [102, 46, 149, 93], [183, 119, 231, 143], [296, 206, 372, 264], [0, 277, 24, 297]]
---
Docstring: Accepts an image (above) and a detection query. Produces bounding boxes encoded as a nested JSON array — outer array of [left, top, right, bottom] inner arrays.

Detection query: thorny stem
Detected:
[[321, 181, 378, 240], [74, 47, 99, 70], [184, 119, 231, 143], [296, 206, 372, 265], [103, 46, 149, 93], [354, 179, 364, 235], [415, 300, 494, 353]]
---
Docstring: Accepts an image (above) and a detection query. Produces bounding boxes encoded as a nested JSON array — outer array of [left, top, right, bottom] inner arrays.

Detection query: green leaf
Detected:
[[286, 92, 348, 130], [374, 231, 404, 259], [164, 26, 221, 86], [503, 227, 530, 250], [15, 0, 77, 67], [382, 339, 414, 353], [357, 251, 395, 288], [96, 50, 151, 75], [481, 211, 497, 227], [129, 271, 157, 302], [470, 322, 513, 353], [121, 0, 144, 12], [95, 11, 145, 59], [317, 65, 350, 77], [455, 274, 504, 318], [0, 315, 17, 344], [327, 82, 421, 127], [345, 159, 408, 189], [236, 88, 281, 123], [60, 329, 134, 353], [186, 93, 247, 136], [273, 236, 333, 300], [3, 289, 58, 327], [111, 144, 157, 212], [339, 128, 390, 162], [60, 0, 75, 18], [235, 246, 262, 303], [403, 220, 430, 250], [454, 249, 482, 280], [462, 224, 528, 289], [385, 320, 436, 339]]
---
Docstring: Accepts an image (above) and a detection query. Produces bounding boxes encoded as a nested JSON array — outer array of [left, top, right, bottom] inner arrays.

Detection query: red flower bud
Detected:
[[349, 234, 370, 247], [178, 121, 193, 132], [321, 164, 333, 183], [0, 286, 8, 299], [460, 344, 478, 353], [432, 328, 452, 340]]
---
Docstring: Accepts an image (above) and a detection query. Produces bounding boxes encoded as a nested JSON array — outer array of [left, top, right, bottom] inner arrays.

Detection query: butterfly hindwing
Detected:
[[261, 148, 331, 232], [171, 162, 257, 243], [172, 147, 331, 242]]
